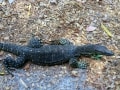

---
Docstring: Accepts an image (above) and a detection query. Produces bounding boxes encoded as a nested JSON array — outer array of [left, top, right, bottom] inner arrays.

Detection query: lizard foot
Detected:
[[3, 56, 15, 76], [69, 58, 88, 69], [50, 38, 73, 45], [77, 60, 88, 69]]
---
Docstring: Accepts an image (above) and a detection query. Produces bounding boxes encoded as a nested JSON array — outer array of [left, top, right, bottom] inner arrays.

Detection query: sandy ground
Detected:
[[0, 0, 120, 90]]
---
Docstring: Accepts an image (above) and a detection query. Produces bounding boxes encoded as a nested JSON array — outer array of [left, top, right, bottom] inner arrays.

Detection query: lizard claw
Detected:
[[2, 56, 15, 76], [78, 60, 89, 69]]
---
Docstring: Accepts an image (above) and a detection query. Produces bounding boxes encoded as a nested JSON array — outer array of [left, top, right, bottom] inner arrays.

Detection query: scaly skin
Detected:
[[0, 42, 114, 69]]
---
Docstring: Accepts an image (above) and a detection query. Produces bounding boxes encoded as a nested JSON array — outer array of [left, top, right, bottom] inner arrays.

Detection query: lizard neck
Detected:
[[75, 45, 95, 56]]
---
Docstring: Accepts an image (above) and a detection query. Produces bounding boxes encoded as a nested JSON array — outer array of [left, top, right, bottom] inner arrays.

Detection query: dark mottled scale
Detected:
[[0, 43, 23, 55], [0, 41, 114, 73], [29, 45, 76, 65], [3, 55, 27, 68], [27, 37, 43, 48]]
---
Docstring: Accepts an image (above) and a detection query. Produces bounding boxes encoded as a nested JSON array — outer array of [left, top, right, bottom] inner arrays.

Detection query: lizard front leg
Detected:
[[50, 38, 73, 45], [27, 36, 43, 48], [69, 58, 88, 69]]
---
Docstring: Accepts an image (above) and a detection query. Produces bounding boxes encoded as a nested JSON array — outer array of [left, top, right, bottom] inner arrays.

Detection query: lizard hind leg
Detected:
[[3, 55, 27, 75], [69, 58, 88, 69], [3, 55, 26, 68], [50, 38, 73, 45]]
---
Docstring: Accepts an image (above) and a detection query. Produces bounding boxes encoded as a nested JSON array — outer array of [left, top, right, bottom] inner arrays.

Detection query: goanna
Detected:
[[0, 37, 114, 75]]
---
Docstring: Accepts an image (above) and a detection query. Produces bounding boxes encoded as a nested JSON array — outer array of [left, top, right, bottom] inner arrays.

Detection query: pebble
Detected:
[[76, 0, 86, 3], [117, 36, 120, 40], [4, 37, 9, 40], [0, 0, 2, 3], [50, 79, 57, 85], [19, 38, 27, 43], [39, 2, 47, 7], [8, 0, 15, 4], [0, 51, 4, 56], [58, 74, 62, 77], [47, 83, 51, 88], [0, 57, 3, 61], [5, 87, 11, 90], [49, 0, 58, 5], [32, 83, 35, 87], [116, 56, 120, 59], [102, 14, 110, 22], [1, 1, 6, 5], [61, 66, 67, 70], [0, 24, 4, 30], [26, 72, 30, 77], [71, 70, 79, 77]]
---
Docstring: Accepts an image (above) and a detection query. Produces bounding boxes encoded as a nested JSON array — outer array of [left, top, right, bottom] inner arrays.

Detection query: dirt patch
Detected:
[[0, 0, 120, 90]]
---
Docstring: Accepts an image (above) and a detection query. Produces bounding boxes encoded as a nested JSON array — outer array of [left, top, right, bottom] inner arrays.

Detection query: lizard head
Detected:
[[89, 44, 114, 56], [75, 44, 114, 57]]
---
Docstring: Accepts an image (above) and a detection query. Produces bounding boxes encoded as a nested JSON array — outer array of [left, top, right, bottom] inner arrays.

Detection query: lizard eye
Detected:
[[94, 46, 106, 54]]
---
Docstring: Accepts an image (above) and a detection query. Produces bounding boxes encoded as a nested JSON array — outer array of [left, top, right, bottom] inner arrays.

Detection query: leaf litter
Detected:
[[0, 0, 119, 90]]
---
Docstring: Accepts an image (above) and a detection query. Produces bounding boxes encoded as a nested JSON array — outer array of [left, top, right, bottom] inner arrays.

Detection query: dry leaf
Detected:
[[101, 23, 113, 37], [86, 25, 97, 31]]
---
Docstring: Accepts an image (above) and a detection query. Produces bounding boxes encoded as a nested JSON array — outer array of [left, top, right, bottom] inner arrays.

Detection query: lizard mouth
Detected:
[[97, 51, 114, 56], [104, 51, 114, 56]]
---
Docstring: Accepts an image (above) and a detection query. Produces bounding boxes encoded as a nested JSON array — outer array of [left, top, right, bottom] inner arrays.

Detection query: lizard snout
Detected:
[[106, 51, 114, 56]]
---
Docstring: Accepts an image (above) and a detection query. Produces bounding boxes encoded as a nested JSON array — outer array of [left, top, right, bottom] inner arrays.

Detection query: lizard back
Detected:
[[28, 45, 77, 65]]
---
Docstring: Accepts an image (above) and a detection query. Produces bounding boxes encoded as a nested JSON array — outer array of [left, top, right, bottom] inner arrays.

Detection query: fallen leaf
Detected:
[[0, 72, 6, 76], [101, 23, 113, 37], [28, 4, 31, 17], [86, 25, 97, 31], [23, 61, 31, 70]]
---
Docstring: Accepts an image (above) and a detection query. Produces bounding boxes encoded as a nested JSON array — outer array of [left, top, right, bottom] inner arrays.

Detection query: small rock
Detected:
[[76, 0, 87, 3], [0, 51, 4, 56], [0, 24, 4, 30], [0, 57, 3, 61], [19, 38, 27, 43], [2, 1, 6, 5], [47, 84, 51, 88], [117, 36, 120, 40], [49, 0, 58, 5], [26, 72, 30, 77], [24, 62, 31, 70], [102, 14, 110, 22], [5, 87, 11, 90], [32, 83, 35, 87], [4, 37, 9, 40], [71, 70, 79, 77], [110, 60, 119, 66], [61, 66, 67, 70], [50, 79, 57, 85], [8, 0, 15, 4], [39, 2, 47, 7], [0, 0, 2, 3], [116, 56, 120, 59], [58, 74, 62, 77]]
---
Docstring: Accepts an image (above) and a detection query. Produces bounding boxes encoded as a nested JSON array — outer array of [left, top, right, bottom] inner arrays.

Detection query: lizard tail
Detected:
[[0, 42, 22, 55]]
